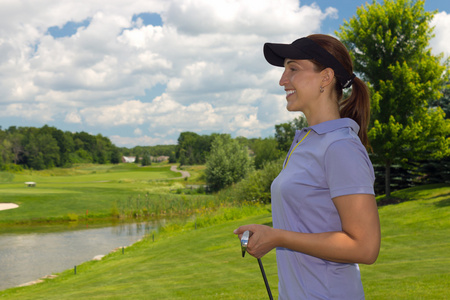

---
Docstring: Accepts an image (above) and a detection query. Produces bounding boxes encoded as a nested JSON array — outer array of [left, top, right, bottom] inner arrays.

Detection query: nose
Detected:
[[279, 69, 288, 86]]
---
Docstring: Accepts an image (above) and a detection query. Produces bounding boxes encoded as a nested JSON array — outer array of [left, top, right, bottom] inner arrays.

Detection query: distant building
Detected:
[[151, 156, 170, 162], [122, 156, 136, 163]]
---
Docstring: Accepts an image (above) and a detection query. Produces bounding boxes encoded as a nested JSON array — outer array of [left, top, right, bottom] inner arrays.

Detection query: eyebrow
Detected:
[[284, 59, 297, 67]]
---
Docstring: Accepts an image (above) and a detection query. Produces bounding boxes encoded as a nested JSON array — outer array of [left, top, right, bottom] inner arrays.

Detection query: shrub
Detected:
[[206, 134, 253, 192], [219, 157, 284, 204]]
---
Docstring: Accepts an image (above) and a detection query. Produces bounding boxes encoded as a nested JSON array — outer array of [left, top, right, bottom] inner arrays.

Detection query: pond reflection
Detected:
[[0, 221, 160, 291]]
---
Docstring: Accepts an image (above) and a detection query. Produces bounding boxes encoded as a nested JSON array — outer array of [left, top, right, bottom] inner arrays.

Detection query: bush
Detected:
[[1, 163, 23, 173], [206, 135, 252, 192], [219, 157, 284, 204]]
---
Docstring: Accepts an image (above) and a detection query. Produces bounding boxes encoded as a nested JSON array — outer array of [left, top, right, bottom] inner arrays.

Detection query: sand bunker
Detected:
[[0, 203, 19, 211]]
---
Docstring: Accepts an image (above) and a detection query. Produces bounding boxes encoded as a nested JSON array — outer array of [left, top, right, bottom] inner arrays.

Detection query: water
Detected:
[[0, 221, 159, 291]]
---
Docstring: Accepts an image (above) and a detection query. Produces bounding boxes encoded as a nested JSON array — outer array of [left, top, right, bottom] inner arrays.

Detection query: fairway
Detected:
[[0, 184, 448, 299], [0, 164, 206, 225]]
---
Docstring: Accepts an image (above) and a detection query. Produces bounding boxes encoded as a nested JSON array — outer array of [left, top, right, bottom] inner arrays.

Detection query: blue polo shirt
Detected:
[[271, 118, 375, 300]]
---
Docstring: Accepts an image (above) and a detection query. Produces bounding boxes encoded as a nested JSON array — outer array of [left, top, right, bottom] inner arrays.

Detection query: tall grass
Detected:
[[113, 193, 228, 219]]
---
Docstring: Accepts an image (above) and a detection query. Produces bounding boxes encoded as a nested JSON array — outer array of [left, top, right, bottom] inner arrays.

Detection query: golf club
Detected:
[[240, 230, 273, 300]]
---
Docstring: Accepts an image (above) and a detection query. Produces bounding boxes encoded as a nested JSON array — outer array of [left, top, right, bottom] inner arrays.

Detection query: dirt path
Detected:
[[170, 165, 190, 178]]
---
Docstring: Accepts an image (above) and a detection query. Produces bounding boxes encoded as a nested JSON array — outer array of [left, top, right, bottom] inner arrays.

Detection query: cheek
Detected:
[[296, 74, 319, 90]]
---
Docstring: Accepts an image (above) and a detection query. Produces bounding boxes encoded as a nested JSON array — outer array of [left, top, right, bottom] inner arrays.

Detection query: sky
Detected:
[[1, 0, 449, 148]]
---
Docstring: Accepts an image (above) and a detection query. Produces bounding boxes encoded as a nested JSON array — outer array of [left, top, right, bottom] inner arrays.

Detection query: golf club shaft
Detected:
[[257, 258, 273, 300]]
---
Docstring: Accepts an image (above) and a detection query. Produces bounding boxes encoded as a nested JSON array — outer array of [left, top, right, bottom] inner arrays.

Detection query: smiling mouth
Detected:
[[286, 90, 296, 97]]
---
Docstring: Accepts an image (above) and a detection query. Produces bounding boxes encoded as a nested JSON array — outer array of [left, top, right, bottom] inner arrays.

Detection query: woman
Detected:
[[234, 34, 381, 299]]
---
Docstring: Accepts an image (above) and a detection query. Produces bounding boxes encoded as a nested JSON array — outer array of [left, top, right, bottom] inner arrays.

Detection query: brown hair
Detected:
[[307, 34, 371, 148]]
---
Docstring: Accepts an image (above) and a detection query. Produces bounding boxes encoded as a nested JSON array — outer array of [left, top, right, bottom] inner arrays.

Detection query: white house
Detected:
[[122, 156, 136, 163]]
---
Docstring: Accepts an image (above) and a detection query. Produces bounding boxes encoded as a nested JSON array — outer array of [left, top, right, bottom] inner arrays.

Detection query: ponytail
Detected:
[[307, 34, 371, 148], [339, 77, 371, 148]]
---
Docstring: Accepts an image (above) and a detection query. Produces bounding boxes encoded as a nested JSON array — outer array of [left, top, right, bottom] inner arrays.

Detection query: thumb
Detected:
[[233, 225, 253, 235]]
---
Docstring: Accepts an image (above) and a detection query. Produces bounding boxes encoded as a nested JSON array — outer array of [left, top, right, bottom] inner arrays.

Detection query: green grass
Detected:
[[0, 184, 448, 299], [361, 184, 450, 299], [0, 163, 213, 225], [10, 163, 177, 183]]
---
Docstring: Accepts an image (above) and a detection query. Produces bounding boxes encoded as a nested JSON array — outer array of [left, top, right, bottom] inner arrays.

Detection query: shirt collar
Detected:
[[306, 118, 360, 135]]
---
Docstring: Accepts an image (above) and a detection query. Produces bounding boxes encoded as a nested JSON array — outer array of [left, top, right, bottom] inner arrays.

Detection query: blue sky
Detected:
[[0, 0, 449, 147]]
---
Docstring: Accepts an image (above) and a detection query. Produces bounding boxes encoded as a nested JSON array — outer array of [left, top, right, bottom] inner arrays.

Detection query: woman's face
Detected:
[[279, 59, 322, 112]]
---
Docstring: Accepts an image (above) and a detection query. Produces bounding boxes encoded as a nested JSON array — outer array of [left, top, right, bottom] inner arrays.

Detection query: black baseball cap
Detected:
[[263, 37, 355, 88]]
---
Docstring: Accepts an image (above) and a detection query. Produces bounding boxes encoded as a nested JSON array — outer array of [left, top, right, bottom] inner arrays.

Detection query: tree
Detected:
[[176, 132, 199, 165], [8, 131, 24, 164], [429, 78, 450, 118], [168, 151, 177, 163], [24, 133, 60, 170], [134, 154, 140, 165], [0, 139, 14, 166], [275, 116, 308, 152], [205, 134, 252, 192], [422, 80, 450, 184], [176, 132, 215, 165], [251, 137, 283, 169], [141, 152, 151, 166], [337, 0, 450, 197], [110, 147, 121, 164]]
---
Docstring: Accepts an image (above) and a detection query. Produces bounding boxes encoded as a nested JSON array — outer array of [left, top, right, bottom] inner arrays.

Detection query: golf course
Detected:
[[0, 163, 216, 228], [0, 164, 448, 299]]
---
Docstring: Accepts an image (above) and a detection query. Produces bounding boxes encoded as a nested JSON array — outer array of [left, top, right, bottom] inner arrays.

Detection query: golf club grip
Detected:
[[257, 258, 273, 300]]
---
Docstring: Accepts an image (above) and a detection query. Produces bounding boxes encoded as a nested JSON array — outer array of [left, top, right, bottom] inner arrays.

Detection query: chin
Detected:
[[286, 105, 301, 112]]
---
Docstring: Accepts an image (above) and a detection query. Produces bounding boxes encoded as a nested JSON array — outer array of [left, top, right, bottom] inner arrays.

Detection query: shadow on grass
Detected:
[[377, 197, 404, 206], [434, 197, 450, 207], [376, 183, 450, 207]]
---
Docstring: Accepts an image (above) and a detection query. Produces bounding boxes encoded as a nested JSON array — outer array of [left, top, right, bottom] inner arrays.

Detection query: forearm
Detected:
[[235, 195, 380, 263], [273, 228, 379, 265]]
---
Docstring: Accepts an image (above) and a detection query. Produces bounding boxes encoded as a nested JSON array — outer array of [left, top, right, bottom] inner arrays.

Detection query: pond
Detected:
[[0, 221, 163, 291]]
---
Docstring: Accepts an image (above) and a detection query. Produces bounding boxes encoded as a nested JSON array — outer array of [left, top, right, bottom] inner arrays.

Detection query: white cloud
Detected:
[[110, 134, 174, 147], [65, 111, 82, 123], [1, 103, 55, 123], [430, 11, 450, 59], [0, 0, 350, 146]]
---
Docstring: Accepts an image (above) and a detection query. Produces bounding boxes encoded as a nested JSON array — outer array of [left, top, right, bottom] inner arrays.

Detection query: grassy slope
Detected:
[[361, 184, 450, 299], [1, 184, 448, 299]]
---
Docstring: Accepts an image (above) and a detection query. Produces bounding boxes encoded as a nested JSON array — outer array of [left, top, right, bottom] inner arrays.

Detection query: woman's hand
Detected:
[[234, 194, 380, 264], [233, 224, 278, 259]]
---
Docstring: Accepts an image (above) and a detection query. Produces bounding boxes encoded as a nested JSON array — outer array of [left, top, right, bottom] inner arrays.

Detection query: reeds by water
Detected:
[[113, 193, 223, 219]]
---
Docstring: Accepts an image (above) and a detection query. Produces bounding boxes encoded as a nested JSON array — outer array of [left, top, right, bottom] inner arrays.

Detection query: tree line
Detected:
[[0, 125, 122, 170], [0, 126, 182, 171]]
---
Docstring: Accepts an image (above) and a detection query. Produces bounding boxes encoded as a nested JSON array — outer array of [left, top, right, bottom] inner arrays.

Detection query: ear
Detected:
[[320, 68, 335, 88]]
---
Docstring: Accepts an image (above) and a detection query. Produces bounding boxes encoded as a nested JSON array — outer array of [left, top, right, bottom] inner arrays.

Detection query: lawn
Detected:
[[0, 163, 212, 225], [0, 184, 448, 299]]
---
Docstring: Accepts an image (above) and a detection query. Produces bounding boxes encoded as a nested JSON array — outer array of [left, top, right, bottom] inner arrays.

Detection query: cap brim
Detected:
[[263, 37, 354, 88], [263, 42, 313, 67]]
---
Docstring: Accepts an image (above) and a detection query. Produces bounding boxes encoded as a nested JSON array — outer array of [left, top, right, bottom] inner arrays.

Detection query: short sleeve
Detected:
[[324, 138, 375, 199]]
